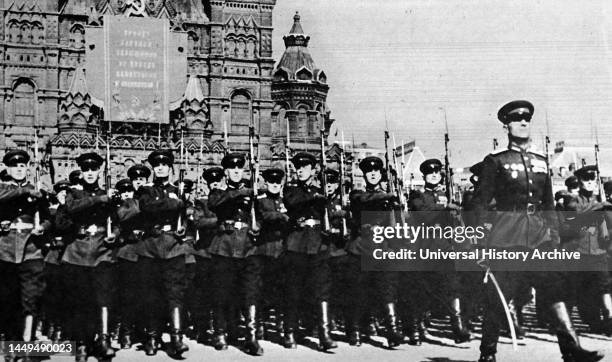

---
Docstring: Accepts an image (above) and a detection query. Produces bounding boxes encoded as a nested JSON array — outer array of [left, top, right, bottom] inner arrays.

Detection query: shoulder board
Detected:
[[257, 194, 267, 199], [489, 148, 509, 156]]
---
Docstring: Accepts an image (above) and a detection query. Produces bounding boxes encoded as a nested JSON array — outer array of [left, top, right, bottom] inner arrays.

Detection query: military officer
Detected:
[[472, 100, 604, 362], [135, 150, 189, 357], [61, 152, 118, 361], [0, 150, 50, 346], [207, 153, 262, 355]]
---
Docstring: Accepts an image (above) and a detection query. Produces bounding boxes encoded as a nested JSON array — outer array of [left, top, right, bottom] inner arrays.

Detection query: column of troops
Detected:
[[0, 100, 611, 362]]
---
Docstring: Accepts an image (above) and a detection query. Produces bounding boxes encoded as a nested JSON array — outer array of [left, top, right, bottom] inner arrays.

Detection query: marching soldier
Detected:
[[473, 100, 604, 362], [282, 152, 337, 351], [252, 167, 290, 340], [562, 165, 612, 335], [0, 150, 50, 348], [135, 150, 189, 357], [114, 166, 149, 349], [188, 168, 221, 344], [61, 152, 118, 361], [69, 169, 83, 191], [408, 159, 471, 344], [207, 153, 262, 355], [43, 180, 72, 343]]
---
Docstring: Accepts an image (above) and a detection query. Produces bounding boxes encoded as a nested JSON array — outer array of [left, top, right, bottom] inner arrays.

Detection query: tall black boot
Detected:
[[243, 305, 264, 356], [553, 302, 604, 362], [599, 293, 612, 336], [318, 302, 337, 351], [384, 303, 404, 348], [93, 307, 115, 360], [51, 325, 63, 343], [406, 316, 421, 346], [167, 307, 189, 357], [75, 341, 88, 362], [143, 332, 158, 356], [450, 298, 471, 344], [213, 330, 228, 350], [119, 324, 133, 349], [347, 318, 361, 347]]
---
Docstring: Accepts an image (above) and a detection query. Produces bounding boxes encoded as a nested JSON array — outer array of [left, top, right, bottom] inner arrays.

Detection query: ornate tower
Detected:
[[271, 12, 333, 159]]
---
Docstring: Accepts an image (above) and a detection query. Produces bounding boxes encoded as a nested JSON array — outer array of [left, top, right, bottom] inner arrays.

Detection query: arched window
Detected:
[[230, 92, 251, 134], [274, 69, 288, 82], [70, 24, 85, 49], [31, 22, 44, 44], [21, 23, 31, 44], [297, 106, 308, 136], [14, 80, 36, 125], [296, 67, 312, 81], [187, 31, 199, 54]]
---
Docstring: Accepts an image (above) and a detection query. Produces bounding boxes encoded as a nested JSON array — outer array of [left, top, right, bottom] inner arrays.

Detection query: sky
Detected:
[[272, 0, 612, 167]]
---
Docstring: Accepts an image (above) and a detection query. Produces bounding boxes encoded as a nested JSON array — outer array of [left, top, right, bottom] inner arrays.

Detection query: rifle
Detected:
[[444, 132, 455, 203], [248, 117, 260, 238], [338, 134, 349, 239], [223, 120, 230, 154], [33, 128, 41, 230], [594, 142, 609, 242], [319, 115, 331, 233], [383, 130, 404, 223], [282, 109, 292, 185], [176, 131, 186, 234], [392, 134, 407, 212], [105, 130, 114, 242]]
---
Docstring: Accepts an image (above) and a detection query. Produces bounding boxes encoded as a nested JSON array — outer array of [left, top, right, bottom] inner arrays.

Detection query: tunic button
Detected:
[[529, 180, 533, 184], [529, 192, 533, 196]]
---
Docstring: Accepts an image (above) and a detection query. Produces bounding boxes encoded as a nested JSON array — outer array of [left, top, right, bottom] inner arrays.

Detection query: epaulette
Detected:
[[257, 194, 267, 199], [489, 148, 509, 156]]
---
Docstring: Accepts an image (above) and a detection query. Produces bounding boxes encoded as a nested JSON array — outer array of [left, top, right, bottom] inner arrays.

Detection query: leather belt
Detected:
[[301, 219, 321, 228], [510, 203, 539, 215], [225, 220, 249, 230], [9, 222, 34, 232], [78, 224, 106, 236]]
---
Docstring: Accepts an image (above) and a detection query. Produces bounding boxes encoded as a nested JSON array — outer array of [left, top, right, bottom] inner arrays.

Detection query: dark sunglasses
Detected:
[[81, 166, 100, 172], [506, 113, 532, 123], [581, 172, 597, 181]]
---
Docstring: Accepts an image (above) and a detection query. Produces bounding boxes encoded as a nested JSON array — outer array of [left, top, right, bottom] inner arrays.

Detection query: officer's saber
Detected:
[[478, 260, 518, 351]]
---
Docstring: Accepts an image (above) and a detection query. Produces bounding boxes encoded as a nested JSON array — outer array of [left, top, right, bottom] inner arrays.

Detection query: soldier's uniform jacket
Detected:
[[0, 180, 51, 263], [347, 185, 396, 256], [327, 193, 349, 257], [184, 196, 215, 261], [61, 185, 118, 267], [283, 181, 326, 254], [44, 203, 73, 265], [409, 185, 455, 251], [136, 181, 187, 259], [562, 190, 610, 255], [472, 144, 558, 249], [115, 196, 144, 262], [249, 191, 288, 258], [208, 180, 254, 258]]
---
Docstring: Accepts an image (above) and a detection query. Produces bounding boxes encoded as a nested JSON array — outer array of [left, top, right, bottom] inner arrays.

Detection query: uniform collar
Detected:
[[265, 191, 280, 198], [365, 183, 382, 192], [424, 182, 441, 192], [579, 188, 594, 199], [7, 179, 29, 187], [83, 182, 101, 192], [228, 180, 244, 189], [508, 140, 537, 153]]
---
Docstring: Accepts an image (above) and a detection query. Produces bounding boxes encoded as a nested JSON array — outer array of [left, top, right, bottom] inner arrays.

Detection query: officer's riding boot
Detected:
[[167, 307, 189, 357], [599, 294, 612, 336], [384, 303, 404, 348], [407, 316, 421, 346], [450, 298, 471, 344], [508, 299, 525, 339], [243, 305, 264, 356], [213, 330, 228, 350], [93, 307, 116, 360], [143, 331, 158, 356], [318, 302, 338, 351], [552, 302, 604, 362]]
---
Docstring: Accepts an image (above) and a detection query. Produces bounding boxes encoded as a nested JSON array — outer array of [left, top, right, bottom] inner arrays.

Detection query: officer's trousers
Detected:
[[0, 259, 45, 340], [136, 256, 186, 334], [480, 269, 566, 355], [187, 255, 213, 332], [116, 258, 142, 333], [43, 262, 66, 332], [63, 262, 115, 344], [569, 254, 611, 328], [210, 255, 246, 333]]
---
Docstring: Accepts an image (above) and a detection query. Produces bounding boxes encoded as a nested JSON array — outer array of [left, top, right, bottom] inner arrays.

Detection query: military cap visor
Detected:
[[262, 168, 285, 183], [322, 169, 340, 184], [116, 178, 134, 193], [76, 153, 104, 169], [359, 156, 384, 173], [497, 100, 534, 124], [291, 152, 317, 168], [203, 167, 224, 183], [148, 150, 174, 166], [564, 176, 579, 189], [574, 165, 598, 180], [420, 159, 443, 174], [53, 180, 72, 193], [127, 164, 151, 180], [221, 153, 246, 169], [3, 150, 30, 166]]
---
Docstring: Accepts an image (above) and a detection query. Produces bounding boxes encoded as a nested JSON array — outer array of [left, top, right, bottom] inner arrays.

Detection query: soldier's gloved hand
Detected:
[[238, 188, 253, 197], [174, 226, 186, 238], [168, 192, 179, 200], [104, 234, 116, 244], [447, 203, 461, 211], [32, 225, 45, 236], [248, 227, 260, 238]]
